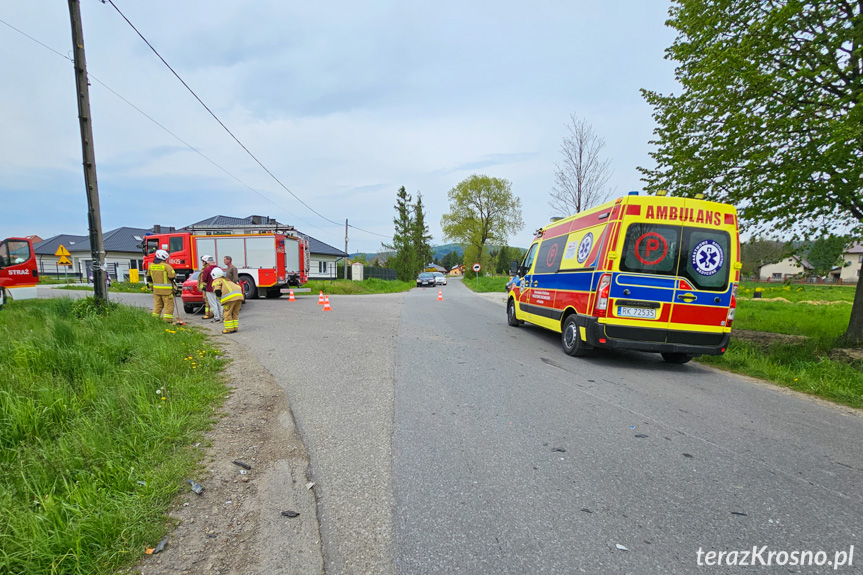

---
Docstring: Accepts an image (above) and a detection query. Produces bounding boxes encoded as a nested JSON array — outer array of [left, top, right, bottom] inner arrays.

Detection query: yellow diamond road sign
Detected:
[[55, 244, 71, 257], [58, 256, 72, 266]]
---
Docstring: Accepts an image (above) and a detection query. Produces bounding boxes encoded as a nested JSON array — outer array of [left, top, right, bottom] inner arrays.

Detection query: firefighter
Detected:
[[209, 267, 244, 334], [147, 249, 177, 323]]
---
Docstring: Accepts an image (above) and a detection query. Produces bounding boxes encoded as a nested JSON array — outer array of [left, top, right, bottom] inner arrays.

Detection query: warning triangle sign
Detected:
[[55, 244, 71, 257], [58, 256, 72, 265]]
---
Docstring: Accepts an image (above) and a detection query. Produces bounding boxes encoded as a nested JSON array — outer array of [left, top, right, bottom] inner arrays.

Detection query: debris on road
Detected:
[[731, 511, 748, 516], [306, 481, 316, 490], [232, 460, 252, 470], [186, 479, 204, 495], [281, 510, 300, 518], [616, 544, 629, 551], [580, 508, 593, 514], [551, 447, 566, 453], [634, 434, 648, 438]]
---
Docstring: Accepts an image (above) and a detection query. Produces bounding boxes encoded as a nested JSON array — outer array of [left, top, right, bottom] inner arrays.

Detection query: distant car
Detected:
[[432, 272, 447, 286], [417, 272, 436, 288], [181, 271, 205, 313]]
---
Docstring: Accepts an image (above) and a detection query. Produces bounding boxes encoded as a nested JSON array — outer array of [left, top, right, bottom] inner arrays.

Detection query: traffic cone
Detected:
[[288, 289, 296, 302], [322, 295, 332, 311], [318, 291, 325, 305], [437, 289, 443, 301]]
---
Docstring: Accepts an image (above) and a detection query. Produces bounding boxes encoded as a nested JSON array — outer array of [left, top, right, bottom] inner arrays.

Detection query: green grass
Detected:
[[461, 275, 510, 293], [0, 298, 228, 574], [302, 278, 415, 295], [702, 281, 862, 409], [59, 281, 149, 294]]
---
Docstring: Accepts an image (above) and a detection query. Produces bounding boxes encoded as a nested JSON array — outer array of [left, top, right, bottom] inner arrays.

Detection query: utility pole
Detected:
[[68, 0, 108, 303], [344, 219, 349, 279]]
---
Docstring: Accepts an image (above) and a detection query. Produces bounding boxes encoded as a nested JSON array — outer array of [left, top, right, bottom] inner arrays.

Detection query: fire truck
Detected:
[[141, 223, 309, 299], [0, 236, 38, 310]]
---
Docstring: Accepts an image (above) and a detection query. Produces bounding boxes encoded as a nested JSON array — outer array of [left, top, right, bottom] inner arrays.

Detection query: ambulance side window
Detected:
[[678, 228, 730, 291], [619, 224, 680, 276], [522, 242, 539, 275]]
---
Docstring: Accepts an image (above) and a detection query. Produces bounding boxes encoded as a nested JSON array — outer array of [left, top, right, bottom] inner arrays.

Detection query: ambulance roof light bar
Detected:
[[628, 190, 639, 195], [656, 189, 668, 196]]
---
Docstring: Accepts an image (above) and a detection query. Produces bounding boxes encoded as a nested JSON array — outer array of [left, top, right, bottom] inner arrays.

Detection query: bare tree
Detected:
[[549, 114, 614, 216]]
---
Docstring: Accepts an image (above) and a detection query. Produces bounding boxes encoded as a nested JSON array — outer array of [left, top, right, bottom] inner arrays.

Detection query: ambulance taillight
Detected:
[[593, 273, 612, 317], [726, 284, 738, 327]]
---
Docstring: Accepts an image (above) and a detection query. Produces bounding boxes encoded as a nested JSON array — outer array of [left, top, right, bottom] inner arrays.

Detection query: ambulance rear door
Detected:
[[667, 200, 736, 344]]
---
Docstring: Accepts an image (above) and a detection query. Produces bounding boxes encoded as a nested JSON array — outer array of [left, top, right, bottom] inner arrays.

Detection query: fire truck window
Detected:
[[145, 238, 159, 255], [169, 236, 184, 253], [7, 240, 31, 264], [619, 224, 680, 276]]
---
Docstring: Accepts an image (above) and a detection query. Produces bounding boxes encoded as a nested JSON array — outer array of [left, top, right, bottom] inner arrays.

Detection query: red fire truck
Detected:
[[0, 236, 38, 310], [141, 225, 309, 299]]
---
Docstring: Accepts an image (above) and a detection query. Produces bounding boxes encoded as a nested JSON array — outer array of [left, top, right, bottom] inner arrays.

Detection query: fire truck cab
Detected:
[[0, 237, 38, 310]]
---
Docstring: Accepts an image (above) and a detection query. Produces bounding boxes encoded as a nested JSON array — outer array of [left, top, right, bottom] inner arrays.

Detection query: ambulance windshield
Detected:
[[619, 224, 730, 291]]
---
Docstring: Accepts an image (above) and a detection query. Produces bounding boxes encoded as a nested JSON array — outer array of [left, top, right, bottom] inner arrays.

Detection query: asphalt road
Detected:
[[38, 282, 863, 574]]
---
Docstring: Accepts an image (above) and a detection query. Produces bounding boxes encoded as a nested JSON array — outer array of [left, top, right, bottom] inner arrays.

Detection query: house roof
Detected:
[[845, 242, 863, 254], [33, 234, 88, 255], [303, 234, 347, 257], [184, 215, 282, 228]]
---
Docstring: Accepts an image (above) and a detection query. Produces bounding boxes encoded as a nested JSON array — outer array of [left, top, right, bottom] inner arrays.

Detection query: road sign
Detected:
[[473, 263, 481, 272], [55, 244, 71, 257], [58, 256, 72, 266]]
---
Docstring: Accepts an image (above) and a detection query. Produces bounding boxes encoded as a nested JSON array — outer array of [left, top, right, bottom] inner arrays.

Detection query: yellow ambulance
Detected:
[[507, 192, 741, 364]]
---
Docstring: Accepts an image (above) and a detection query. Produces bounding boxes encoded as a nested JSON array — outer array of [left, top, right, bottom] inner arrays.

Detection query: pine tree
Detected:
[[412, 193, 434, 274], [381, 186, 417, 282]]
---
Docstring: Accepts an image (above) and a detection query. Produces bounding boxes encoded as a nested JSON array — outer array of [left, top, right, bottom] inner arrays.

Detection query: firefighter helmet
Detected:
[[211, 267, 225, 279], [201, 254, 214, 263], [155, 249, 169, 261]]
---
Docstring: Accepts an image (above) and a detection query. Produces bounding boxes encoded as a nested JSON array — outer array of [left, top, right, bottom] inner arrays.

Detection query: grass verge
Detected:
[[0, 298, 228, 574], [460, 276, 510, 293], [302, 278, 414, 295]]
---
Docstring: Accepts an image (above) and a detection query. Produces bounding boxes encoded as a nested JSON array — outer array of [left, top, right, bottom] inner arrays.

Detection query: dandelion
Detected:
[[161, 397, 166, 401], [156, 389, 162, 395]]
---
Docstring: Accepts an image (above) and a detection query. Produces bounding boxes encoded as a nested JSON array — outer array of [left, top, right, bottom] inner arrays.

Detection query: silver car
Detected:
[[432, 272, 447, 286]]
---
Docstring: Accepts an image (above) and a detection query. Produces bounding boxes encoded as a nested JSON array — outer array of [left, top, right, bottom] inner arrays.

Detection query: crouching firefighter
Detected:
[[147, 249, 178, 323], [209, 268, 243, 334]]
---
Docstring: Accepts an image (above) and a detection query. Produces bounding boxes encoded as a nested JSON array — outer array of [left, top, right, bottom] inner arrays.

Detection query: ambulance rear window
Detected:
[[678, 228, 730, 291], [619, 224, 680, 277]]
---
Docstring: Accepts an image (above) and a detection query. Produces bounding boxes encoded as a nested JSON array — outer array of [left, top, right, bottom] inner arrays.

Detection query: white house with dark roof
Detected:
[[758, 255, 813, 281], [34, 227, 150, 280], [835, 242, 863, 283]]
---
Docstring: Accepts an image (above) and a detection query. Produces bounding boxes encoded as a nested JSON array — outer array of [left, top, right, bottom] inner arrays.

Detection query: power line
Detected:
[[0, 15, 343, 244], [106, 0, 390, 240]]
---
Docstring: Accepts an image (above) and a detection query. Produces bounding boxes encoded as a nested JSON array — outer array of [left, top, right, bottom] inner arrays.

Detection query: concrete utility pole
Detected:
[[344, 219, 348, 279], [68, 0, 108, 303]]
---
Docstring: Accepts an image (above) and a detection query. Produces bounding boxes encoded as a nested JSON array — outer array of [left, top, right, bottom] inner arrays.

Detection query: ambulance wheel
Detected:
[[661, 352, 693, 364], [561, 315, 590, 357], [0, 287, 5, 311], [239, 275, 258, 299], [507, 299, 522, 327]]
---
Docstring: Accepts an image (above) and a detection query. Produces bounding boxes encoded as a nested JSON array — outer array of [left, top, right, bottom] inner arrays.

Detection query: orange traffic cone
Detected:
[[322, 295, 332, 311], [288, 289, 296, 302], [437, 289, 443, 301], [318, 291, 325, 305]]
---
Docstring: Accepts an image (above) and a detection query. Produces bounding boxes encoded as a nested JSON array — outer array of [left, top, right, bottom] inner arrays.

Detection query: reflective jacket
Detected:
[[211, 277, 244, 304], [148, 262, 176, 295]]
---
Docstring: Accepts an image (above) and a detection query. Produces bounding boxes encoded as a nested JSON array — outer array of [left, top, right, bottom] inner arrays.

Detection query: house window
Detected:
[[319, 261, 327, 273], [772, 273, 782, 279], [859, 255, 862, 263], [129, 259, 143, 270]]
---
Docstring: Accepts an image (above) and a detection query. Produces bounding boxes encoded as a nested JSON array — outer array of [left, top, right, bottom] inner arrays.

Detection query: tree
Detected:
[[808, 236, 847, 278], [549, 114, 614, 217], [441, 250, 460, 271], [412, 193, 434, 271], [740, 238, 789, 278], [640, 0, 863, 343], [441, 175, 524, 271], [381, 186, 416, 282]]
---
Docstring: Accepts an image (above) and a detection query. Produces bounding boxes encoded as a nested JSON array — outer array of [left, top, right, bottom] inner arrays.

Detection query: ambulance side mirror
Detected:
[[510, 261, 520, 276]]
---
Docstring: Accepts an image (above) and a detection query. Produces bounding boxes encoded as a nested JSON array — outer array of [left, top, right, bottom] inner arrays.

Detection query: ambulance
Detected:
[[507, 192, 741, 364]]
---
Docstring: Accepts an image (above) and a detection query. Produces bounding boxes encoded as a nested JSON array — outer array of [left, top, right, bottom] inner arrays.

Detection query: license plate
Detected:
[[618, 306, 656, 319]]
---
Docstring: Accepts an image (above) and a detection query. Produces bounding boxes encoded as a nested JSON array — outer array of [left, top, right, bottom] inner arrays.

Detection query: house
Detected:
[[424, 263, 447, 273], [184, 215, 347, 279], [758, 255, 813, 281], [35, 228, 150, 281], [449, 264, 465, 276], [834, 242, 863, 283]]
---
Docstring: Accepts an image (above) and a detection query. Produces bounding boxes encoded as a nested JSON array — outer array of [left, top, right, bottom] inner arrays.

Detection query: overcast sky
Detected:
[[1, 1, 678, 254]]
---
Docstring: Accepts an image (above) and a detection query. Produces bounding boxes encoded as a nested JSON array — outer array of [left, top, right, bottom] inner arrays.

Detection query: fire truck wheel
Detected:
[[239, 275, 258, 299], [661, 352, 694, 364], [507, 298, 522, 327], [561, 315, 590, 357]]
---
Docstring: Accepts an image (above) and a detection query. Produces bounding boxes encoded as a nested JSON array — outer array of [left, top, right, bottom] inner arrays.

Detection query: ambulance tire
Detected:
[[0, 287, 5, 311], [561, 315, 590, 357], [507, 299, 523, 327], [661, 352, 694, 364]]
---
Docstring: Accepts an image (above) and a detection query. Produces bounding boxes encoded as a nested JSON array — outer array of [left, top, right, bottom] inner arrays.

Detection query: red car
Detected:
[[181, 272, 205, 313]]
